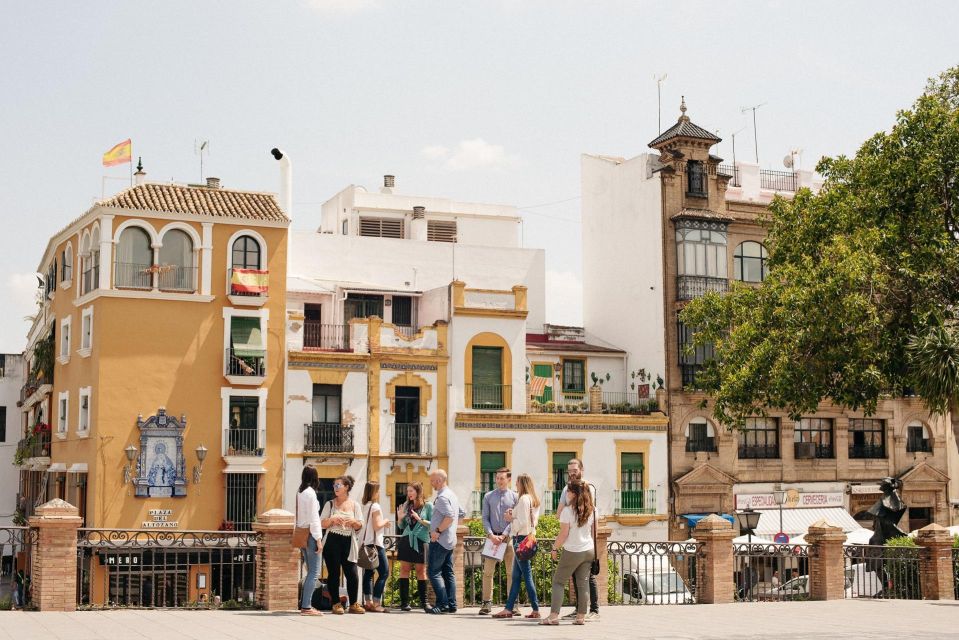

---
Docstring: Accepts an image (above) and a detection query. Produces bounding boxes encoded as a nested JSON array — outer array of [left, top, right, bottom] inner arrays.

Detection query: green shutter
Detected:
[[480, 451, 506, 472], [231, 317, 264, 357], [533, 364, 553, 402], [472, 347, 502, 386]]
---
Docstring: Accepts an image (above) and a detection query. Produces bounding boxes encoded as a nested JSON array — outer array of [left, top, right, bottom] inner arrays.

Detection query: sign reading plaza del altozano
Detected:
[[142, 509, 179, 528]]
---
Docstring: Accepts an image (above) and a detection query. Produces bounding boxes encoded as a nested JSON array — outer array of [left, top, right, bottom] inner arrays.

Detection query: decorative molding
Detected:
[[455, 420, 667, 432], [288, 360, 366, 371], [381, 362, 437, 372]]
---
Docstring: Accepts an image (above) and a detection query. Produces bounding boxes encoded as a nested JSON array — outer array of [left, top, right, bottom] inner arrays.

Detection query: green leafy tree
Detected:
[[681, 66, 959, 454]]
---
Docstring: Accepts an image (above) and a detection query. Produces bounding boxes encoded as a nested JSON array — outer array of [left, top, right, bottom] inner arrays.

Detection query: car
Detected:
[[845, 563, 883, 598], [621, 570, 695, 604]]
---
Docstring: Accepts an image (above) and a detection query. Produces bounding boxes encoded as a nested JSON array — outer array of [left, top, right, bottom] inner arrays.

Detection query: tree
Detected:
[[681, 67, 959, 453]]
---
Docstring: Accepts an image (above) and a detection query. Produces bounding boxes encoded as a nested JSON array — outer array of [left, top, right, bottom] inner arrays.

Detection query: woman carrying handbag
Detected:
[[320, 475, 365, 614], [294, 465, 324, 616], [493, 473, 541, 619], [360, 481, 391, 612], [541, 479, 595, 626]]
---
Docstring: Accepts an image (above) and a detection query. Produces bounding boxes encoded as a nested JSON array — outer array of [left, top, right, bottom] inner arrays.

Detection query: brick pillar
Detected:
[[454, 525, 468, 606], [253, 509, 300, 611], [595, 523, 612, 605], [916, 523, 955, 600], [29, 498, 82, 612], [589, 385, 602, 413], [805, 520, 847, 601], [692, 514, 735, 604]]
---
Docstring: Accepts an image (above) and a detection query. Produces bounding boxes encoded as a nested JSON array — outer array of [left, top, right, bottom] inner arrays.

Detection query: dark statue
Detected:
[[867, 477, 907, 545]]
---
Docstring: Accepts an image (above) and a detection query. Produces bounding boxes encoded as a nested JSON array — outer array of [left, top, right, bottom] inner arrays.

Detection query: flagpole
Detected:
[[129, 142, 133, 187]]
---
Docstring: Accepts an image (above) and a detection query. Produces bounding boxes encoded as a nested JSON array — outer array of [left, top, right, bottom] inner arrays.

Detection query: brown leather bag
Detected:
[[292, 492, 311, 549]]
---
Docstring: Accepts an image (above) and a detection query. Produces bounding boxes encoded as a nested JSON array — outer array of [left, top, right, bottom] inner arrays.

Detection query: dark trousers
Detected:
[[323, 532, 359, 605], [427, 541, 456, 609], [571, 571, 599, 613], [362, 545, 389, 600]]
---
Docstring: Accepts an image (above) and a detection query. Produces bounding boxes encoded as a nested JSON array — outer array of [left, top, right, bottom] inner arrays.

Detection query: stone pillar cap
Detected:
[[255, 509, 294, 525], [807, 518, 844, 532], [915, 523, 953, 541], [34, 498, 80, 518], [694, 514, 733, 532]]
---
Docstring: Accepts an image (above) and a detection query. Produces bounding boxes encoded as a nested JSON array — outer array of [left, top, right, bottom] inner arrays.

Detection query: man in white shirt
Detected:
[[555, 458, 599, 620]]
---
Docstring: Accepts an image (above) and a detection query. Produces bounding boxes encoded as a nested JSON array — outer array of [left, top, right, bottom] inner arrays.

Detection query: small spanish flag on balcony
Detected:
[[231, 268, 269, 294], [102, 138, 132, 167]]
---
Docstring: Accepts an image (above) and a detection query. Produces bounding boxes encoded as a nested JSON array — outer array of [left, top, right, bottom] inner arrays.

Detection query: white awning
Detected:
[[753, 507, 863, 539], [67, 463, 88, 473]]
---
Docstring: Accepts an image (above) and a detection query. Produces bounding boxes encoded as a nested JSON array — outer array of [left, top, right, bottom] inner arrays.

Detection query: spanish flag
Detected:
[[231, 268, 269, 294], [102, 139, 132, 167]]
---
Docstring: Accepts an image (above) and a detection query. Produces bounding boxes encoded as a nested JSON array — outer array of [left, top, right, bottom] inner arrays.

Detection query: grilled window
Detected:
[[687, 160, 706, 197], [848, 418, 886, 458], [225, 473, 259, 530], [359, 217, 404, 239], [795, 418, 834, 459], [677, 321, 715, 388], [686, 420, 717, 452], [906, 424, 932, 453], [427, 220, 457, 243], [392, 296, 413, 327], [738, 418, 779, 458]]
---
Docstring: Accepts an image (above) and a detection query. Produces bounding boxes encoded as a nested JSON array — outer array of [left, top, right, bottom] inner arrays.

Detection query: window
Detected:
[[562, 359, 585, 395], [59, 317, 71, 362], [342, 219, 349, 235], [228, 396, 260, 455], [58, 392, 69, 436], [906, 423, 932, 453], [62, 244, 73, 283], [80, 307, 93, 353], [311, 384, 341, 424], [227, 316, 266, 377], [687, 160, 706, 197], [0, 406, 6, 442], [427, 220, 457, 243], [620, 452, 646, 511], [794, 418, 834, 459], [471, 346, 505, 409], [686, 419, 717, 452], [0, 354, 7, 377], [908, 507, 932, 531], [738, 418, 779, 459], [78, 388, 90, 433], [392, 296, 413, 327], [479, 451, 506, 492], [848, 419, 886, 459], [45, 260, 58, 297], [225, 473, 259, 530], [676, 227, 728, 278], [393, 482, 408, 510], [115, 226, 153, 289], [359, 217, 404, 239], [677, 321, 715, 388], [345, 294, 384, 322], [158, 229, 195, 292], [550, 451, 576, 510], [734, 241, 768, 283], [231, 235, 261, 270]]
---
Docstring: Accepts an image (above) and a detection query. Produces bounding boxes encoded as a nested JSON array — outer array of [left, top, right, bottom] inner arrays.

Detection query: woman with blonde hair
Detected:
[[360, 481, 391, 612], [541, 479, 595, 625], [394, 482, 433, 611], [493, 473, 542, 619]]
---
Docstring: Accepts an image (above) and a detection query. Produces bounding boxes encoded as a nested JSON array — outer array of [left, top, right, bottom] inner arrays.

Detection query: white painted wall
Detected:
[[450, 314, 528, 413], [0, 355, 25, 528], [581, 154, 665, 379]]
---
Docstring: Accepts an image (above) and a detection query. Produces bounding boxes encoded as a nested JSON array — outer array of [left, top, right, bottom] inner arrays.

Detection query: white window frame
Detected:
[[220, 387, 268, 459], [58, 316, 72, 364], [222, 307, 269, 385], [57, 391, 69, 438], [226, 229, 269, 306], [61, 242, 74, 289], [77, 386, 91, 436], [78, 306, 94, 356]]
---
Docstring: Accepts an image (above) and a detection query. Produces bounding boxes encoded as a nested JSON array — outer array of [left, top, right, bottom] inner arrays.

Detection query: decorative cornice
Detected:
[[381, 362, 438, 372], [288, 360, 366, 371]]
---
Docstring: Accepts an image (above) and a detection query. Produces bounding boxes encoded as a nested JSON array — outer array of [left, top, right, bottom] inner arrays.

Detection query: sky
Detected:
[[1, 0, 957, 353]]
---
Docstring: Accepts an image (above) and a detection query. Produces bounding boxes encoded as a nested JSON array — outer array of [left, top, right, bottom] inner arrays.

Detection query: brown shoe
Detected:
[[348, 603, 366, 614], [331, 603, 345, 615]]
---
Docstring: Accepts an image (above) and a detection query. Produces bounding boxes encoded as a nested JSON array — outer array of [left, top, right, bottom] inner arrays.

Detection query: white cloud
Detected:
[[304, 0, 378, 14], [446, 138, 520, 171], [545, 269, 583, 326], [0, 273, 41, 353], [420, 145, 449, 160]]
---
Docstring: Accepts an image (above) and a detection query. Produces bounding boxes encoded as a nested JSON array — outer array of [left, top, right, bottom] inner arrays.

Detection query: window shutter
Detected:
[[480, 451, 506, 472], [471, 347, 503, 386], [360, 217, 404, 239], [230, 317, 264, 357], [427, 220, 457, 243]]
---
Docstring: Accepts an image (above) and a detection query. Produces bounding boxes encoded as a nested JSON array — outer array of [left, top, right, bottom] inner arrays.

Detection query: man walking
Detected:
[[556, 458, 599, 620], [427, 469, 464, 614], [479, 467, 518, 615]]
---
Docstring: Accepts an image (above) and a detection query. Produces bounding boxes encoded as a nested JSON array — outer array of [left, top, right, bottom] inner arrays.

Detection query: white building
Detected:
[[0, 354, 25, 529]]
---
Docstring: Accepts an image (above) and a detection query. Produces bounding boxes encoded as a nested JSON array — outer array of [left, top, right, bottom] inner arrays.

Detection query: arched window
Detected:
[[159, 229, 196, 291], [62, 244, 73, 282], [906, 422, 932, 453], [734, 241, 768, 282], [116, 226, 153, 289], [90, 227, 101, 291], [232, 235, 261, 270], [685, 419, 717, 452]]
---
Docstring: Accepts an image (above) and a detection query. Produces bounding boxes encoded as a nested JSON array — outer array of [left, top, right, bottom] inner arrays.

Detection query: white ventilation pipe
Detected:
[[270, 148, 292, 217]]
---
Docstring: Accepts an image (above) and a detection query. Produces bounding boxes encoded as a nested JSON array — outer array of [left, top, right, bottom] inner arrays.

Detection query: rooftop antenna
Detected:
[[783, 147, 803, 172], [740, 103, 766, 164], [194, 139, 210, 181], [655, 74, 668, 134]]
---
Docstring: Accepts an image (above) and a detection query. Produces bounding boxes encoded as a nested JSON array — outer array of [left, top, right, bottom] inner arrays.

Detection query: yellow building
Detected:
[[18, 175, 289, 534]]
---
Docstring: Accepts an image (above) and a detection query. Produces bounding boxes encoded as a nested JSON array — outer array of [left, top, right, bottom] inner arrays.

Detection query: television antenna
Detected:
[[655, 73, 668, 134], [740, 103, 766, 164], [194, 139, 211, 180]]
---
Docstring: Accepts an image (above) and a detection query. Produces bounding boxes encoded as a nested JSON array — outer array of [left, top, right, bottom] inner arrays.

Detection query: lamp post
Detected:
[[773, 488, 786, 541], [123, 445, 138, 484], [736, 507, 761, 545]]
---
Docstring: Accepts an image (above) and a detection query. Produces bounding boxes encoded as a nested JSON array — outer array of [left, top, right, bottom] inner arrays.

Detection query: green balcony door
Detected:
[[621, 452, 644, 512], [471, 346, 503, 409]]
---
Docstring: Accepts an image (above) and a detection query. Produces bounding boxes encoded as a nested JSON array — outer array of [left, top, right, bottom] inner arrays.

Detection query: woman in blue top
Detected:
[[394, 482, 432, 611]]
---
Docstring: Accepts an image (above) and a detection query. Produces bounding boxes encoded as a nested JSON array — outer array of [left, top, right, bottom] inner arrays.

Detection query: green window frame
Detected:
[[562, 359, 585, 394], [480, 451, 506, 492]]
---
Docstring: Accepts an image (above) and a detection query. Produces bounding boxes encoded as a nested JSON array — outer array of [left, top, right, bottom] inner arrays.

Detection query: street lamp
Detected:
[[193, 444, 208, 484], [123, 445, 138, 484], [773, 488, 787, 541], [736, 507, 761, 545]]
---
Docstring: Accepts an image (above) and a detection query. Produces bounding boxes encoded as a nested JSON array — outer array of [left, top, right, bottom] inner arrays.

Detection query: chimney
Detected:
[[381, 174, 395, 194], [411, 206, 427, 241], [206, 177, 221, 189], [270, 148, 292, 217], [133, 157, 146, 186]]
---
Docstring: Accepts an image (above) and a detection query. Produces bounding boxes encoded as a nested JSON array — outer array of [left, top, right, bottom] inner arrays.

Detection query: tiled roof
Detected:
[[525, 340, 625, 354], [649, 118, 722, 148], [100, 183, 288, 222], [670, 208, 734, 222]]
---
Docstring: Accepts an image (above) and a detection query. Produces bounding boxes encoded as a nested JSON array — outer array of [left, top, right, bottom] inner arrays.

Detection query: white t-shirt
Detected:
[[362, 503, 385, 548], [559, 506, 594, 553]]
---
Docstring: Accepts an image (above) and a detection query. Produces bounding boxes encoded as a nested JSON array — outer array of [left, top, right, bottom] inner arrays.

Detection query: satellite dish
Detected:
[[783, 154, 794, 169]]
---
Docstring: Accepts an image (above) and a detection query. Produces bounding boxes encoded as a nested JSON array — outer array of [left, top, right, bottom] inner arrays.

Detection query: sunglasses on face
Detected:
[[333, 483, 344, 489]]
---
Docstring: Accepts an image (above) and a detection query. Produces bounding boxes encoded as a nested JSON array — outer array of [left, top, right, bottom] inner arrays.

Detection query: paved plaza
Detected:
[[1, 601, 958, 640]]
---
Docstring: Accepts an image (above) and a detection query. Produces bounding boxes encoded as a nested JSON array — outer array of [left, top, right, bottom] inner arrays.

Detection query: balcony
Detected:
[[304, 422, 354, 454], [113, 261, 153, 290], [81, 265, 99, 294], [760, 169, 797, 192], [157, 265, 198, 293], [718, 163, 741, 187], [848, 443, 886, 459], [907, 438, 932, 453], [676, 275, 729, 300], [613, 488, 657, 515], [15, 430, 52, 466], [223, 427, 263, 457], [229, 268, 269, 306], [600, 391, 657, 415], [390, 422, 432, 456], [224, 347, 265, 385], [738, 444, 779, 459], [686, 437, 717, 453], [302, 322, 349, 351], [466, 384, 511, 411]]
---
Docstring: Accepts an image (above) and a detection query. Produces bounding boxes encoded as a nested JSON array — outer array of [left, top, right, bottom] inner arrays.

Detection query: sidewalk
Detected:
[[2, 601, 959, 640]]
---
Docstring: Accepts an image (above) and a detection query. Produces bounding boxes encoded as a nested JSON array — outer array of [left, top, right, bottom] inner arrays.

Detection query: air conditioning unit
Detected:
[[795, 442, 817, 459]]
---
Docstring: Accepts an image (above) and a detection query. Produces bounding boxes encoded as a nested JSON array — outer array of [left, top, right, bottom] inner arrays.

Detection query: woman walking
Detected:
[[297, 465, 324, 616], [361, 481, 391, 612], [493, 473, 541, 619], [320, 475, 365, 614], [541, 479, 595, 626], [394, 482, 432, 611]]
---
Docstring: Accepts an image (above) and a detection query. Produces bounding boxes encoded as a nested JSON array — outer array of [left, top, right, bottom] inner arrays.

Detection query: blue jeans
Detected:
[[362, 546, 389, 600], [300, 537, 320, 610], [505, 535, 539, 611], [427, 541, 456, 609]]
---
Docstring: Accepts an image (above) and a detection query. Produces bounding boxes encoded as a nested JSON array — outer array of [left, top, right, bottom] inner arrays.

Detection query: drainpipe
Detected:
[[270, 148, 292, 218]]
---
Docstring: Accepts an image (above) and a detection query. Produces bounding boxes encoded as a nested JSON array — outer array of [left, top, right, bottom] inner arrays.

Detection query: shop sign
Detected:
[[142, 508, 178, 529], [735, 490, 845, 510]]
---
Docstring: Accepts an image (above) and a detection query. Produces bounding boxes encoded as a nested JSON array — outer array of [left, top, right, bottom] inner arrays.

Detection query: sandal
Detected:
[[573, 616, 586, 625], [300, 608, 323, 616], [370, 605, 388, 613], [491, 610, 514, 619], [539, 617, 559, 626], [526, 611, 542, 619]]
